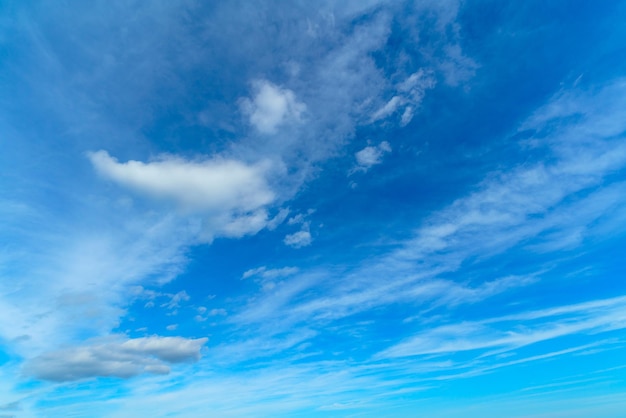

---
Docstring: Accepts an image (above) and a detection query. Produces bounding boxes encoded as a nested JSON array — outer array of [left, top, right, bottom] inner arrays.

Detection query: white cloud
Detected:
[[242, 266, 299, 280], [229, 80, 626, 345], [400, 106, 414, 126], [371, 69, 436, 125], [0, 1, 483, 411], [352, 141, 392, 173], [371, 96, 404, 121], [241, 266, 265, 279], [240, 80, 306, 134], [88, 150, 277, 239], [213, 209, 271, 238], [397, 81, 626, 264], [24, 336, 208, 382], [209, 308, 227, 316], [287, 209, 315, 225], [160, 291, 190, 310], [284, 213, 313, 248], [0, 211, 193, 360], [284, 230, 312, 248], [378, 295, 626, 359], [266, 208, 290, 230], [242, 266, 300, 293], [89, 151, 274, 213]]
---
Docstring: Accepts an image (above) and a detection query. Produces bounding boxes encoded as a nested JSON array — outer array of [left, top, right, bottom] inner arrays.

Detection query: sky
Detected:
[[1, 0, 626, 417]]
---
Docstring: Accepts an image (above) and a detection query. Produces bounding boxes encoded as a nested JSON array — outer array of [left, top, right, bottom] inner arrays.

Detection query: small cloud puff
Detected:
[[371, 69, 436, 126], [133, 288, 191, 312], [287, 208, 315, 226], [282, 209, 314, 248], [242, 266, 299, 292], [240, 80, 306, 134], [351, 141, 392, 174], [209, 308, 227, 316], [160, 291, 190, 310], [284, 229, 312, 248]]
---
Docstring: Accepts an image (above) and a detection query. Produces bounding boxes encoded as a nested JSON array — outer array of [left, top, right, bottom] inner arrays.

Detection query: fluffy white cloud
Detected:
[[352, 141, 392, 173], [240, 80, 306, 134], [283, 212, 313, 249], [284, 230, 312, 248], [89, 151, 274, 212], [89, 151, 277, 239], [24, 336, 208, 382]]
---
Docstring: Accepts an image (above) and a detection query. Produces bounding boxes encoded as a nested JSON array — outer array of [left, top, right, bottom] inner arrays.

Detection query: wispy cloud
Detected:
[[221, 79, 626, 373], [371, 69, 437, 125], [242, 266, 299, 280], [0, 212, 192, 358], [378, 296, 626, 359], [3, 0, 625, 416]]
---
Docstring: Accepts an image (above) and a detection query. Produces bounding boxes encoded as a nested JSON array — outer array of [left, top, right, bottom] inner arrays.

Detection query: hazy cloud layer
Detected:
[[2, 1, 625, 417]]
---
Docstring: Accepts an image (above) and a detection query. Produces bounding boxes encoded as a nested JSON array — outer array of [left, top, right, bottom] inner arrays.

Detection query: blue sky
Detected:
[[1, 0, 626, 416]]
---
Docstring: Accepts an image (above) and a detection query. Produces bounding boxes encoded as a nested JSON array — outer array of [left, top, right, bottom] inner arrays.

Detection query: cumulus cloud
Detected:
[[283, 212, 314, 248], [240, 80, 306, 134], [88, 151, 277, 239], [351, 141, 392, 173], [25, 336, 208, 382], [284, 229, 312, 248], [89, 151, 274, 212]]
